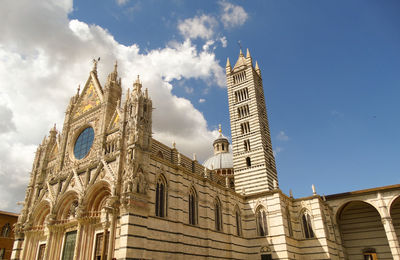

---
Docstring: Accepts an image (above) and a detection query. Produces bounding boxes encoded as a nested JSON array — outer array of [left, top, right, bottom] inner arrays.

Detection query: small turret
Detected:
[[133, 75, 142, 93]]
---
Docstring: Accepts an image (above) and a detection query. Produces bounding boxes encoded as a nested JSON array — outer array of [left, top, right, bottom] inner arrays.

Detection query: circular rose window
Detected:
[[73, 127, 95, 159]]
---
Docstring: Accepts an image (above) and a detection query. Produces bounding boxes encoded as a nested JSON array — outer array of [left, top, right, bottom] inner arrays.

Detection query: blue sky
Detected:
[[70, 0, 400, 197], [0, 0, 399, 211]]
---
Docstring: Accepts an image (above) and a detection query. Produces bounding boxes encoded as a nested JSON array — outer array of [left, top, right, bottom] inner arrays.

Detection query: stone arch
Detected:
[[85, 180, 112, 213], [55, 190, 79, 221], [334, 199, 382, 221], [389, 195, 400, 244], [32, 200, 51, 227], [337, 200, 391, 259]]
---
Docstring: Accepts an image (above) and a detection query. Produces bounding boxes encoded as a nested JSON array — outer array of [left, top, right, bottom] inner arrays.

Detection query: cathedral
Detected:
[[12, 50, 400, 260]]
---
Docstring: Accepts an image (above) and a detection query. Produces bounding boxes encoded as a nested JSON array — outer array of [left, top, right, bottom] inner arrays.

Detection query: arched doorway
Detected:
[[390, 196, 400, 243], [337, 201, 391, 259]]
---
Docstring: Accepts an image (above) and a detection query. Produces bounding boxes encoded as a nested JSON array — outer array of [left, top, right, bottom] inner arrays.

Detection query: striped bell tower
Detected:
[[226, 49, 277, 194]]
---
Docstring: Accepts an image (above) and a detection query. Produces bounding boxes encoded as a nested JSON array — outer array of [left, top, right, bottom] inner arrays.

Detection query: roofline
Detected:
[[0, 210, 19, 217], [324, 183, 400, 200]]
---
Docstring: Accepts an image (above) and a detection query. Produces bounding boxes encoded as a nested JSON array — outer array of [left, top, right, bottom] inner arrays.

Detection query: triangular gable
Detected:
[[49, 143, 58, 161], [107, 108, 121, 132], [73, 72, 104, 118]]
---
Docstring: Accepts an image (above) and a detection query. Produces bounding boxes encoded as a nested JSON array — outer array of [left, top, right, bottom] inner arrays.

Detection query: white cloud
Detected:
[[199, 98, 206, 103], [0, 0, 225, 212], [219, 1, 248, 29], [178, 14, 218, 40], [273, 146, 284, 157], [220, 36, 228, 48], [277, 131, 289, 141], [116, 0, 129, 6], [184, 86, 194, 94]]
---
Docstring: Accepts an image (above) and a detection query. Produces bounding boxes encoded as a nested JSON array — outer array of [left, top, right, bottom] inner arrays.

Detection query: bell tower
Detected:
[[226, 49, 277, 194]]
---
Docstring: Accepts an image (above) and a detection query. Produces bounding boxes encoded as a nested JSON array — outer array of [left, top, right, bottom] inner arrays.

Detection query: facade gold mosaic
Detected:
[[12, 50, 400, 260]]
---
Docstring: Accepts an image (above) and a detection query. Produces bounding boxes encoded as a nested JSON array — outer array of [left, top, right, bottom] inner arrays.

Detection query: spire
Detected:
[[49, 123, 57, 138], [133, 75, 142, 92], [226, 57, 231, 68], [233, 49, 247, 71], [246, 48, 251, 58], [92, 57, 100, 73], [255, 61, 261, 77], [114, 60, 118, 74]]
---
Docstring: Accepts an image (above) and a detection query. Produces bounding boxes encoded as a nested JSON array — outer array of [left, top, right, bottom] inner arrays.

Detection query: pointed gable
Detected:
[[74, 74, 103, 118], [49, 143, 58, 161], [107, 107, 121, 132], [233, 50, 247, 72]]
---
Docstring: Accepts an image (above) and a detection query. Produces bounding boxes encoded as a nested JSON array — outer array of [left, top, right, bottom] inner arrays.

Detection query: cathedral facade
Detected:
[[12, 50, 400, 260]]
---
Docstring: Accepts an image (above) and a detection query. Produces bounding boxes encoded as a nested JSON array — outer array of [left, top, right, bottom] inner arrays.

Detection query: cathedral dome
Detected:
[[203, 125, 233, 170], [203, 152, 233, 170]]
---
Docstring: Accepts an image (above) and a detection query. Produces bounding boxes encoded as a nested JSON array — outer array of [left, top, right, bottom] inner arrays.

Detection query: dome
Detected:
[[203, 152, 233, 170]]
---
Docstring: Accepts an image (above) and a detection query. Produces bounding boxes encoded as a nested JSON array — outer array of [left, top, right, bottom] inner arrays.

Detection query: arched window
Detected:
[[214, 198, 223, 231], [189, 187, 198, 225], [155, 176, 167, 217], [235, 207, 242, 236], [302, 211, 315, 238], [157, 151, 164, 159], [246, 157, 251, 167], [256, 206, 268, 236], [286, 208, 293, 237], [1, 223, 10, 237]]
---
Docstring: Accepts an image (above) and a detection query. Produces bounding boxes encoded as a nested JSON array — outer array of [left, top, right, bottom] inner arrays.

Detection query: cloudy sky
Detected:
[[0, 0, 399, 212]]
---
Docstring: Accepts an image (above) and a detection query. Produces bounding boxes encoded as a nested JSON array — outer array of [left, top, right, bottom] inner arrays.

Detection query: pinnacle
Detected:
[[226, 57, 231, 67], [246, 48, 251, 58], [255, 61, 260, 70]]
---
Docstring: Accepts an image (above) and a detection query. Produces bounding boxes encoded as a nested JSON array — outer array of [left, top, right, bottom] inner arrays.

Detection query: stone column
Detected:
[[101, 223, 109, 260], [382, 217, 400, 260], [107, 211, 116, 260], [10, 231, 24, 260], [73, 221, 84, 260], [43, 226, 53, 260]]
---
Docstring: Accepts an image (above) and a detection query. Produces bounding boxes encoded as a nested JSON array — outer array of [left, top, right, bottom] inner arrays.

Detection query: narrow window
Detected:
[[256, 207, 268, 236], [214, 199, 223, 231], [155, 176, 167, 217], [94, 231, 110, 260], [235, 208, 242, 236], [189, 188, 198, 225], [302, 212, 315, 238], [221, 144, 225, 151], [244, 140, 250, 151], [246, 157, 251, 167], [37, 244, 46, 260], [61, 231, 77, 260], [287, 209, 293, 237]]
